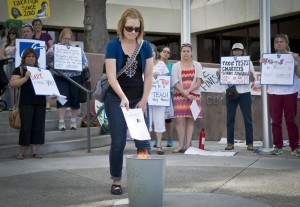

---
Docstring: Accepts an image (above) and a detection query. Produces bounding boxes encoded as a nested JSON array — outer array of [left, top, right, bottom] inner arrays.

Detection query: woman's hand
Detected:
[[136, 100, 147, 116], [120, 96, 129, 110], [25, 71, 31, 79], [293, 53, 300, 62], [216, 69, 220, 77], [259, 58, 267, 64]]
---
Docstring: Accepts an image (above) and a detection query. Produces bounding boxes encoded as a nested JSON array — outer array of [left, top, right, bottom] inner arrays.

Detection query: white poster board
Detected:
[[15, 39, 46, 69], [54, 44, 82, 71], [201, 68, 226, 93], [148, 75, 171, 106], [220, 56, 251, 85], [260, 53, 294, 85], [27, 66, 61, 96]]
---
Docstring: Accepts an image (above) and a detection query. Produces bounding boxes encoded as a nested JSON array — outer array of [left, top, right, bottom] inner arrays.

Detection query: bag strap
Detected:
[[13, 66, 23, 107], [116, 40, 144, 78]]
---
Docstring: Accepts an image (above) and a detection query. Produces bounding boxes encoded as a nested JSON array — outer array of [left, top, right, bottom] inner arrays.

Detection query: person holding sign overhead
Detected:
[[149, 44, 169, 155], [260, 34, 300, 156], [171, 43, 203, 153], [217, 43, 255, 151], [47, 28, 88, 131], [10, 48, 46, 160]]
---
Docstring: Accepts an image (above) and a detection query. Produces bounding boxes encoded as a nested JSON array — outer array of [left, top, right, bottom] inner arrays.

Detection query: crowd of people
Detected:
[[0, 7, 300, 196]]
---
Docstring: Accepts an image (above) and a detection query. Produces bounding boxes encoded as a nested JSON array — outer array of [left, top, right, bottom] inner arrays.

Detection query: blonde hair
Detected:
[[117, 8, 144, 42], [59, 28, 74, 42], [274, 34, 290, 52]]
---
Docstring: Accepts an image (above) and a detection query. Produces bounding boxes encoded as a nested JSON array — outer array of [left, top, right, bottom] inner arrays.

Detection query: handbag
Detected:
[[9, 67, 23, 129], [78, 68, 91, 103], [226, 85, 239, 101], [94, 40, 144, 103]]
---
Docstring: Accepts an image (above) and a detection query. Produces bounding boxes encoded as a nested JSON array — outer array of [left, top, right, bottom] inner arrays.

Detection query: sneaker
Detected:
[[247, 144, 254, 151], [166, 138, 173, 147], [270, 148, 283, 155], [225, 144, 234, 150], [291, 148, 300, 157], [153, 140, 157, 148], [58, 122, 66, 131], [70, 122, 77, 130]]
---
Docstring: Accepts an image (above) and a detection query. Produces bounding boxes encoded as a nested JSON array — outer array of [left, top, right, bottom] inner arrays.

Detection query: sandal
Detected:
[[172, 147, 184, 153], [31, 154, 43, 159], [111, 184, 123, 195], [156, 147, 164, 155], [17, 154, 24, 160]]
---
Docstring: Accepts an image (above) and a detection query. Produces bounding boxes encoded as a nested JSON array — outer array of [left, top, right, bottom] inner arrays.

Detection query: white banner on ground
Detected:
[[54, 44, 82, 71]]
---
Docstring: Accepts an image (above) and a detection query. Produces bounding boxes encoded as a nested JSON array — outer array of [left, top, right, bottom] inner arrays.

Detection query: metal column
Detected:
[[181, 0, 191, 44]]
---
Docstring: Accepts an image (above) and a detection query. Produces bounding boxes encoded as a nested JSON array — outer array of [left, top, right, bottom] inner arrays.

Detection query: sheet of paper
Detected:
[[121, 108, 151, 140], [190, 99, 200, 121], [185, 146, 236, 156]]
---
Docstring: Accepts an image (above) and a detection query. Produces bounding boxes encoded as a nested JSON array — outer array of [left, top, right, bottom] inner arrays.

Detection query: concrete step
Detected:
[[0, 127, 101, 145], [0, 135, 111, 159]]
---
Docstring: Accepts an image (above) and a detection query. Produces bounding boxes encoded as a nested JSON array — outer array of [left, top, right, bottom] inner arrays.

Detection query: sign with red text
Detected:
[[260, 53, 294, 85], [27, 66, 60, 96], [148, 75, 171, 107], [8, 0, 50, 20], [220, 56, 251, 85]]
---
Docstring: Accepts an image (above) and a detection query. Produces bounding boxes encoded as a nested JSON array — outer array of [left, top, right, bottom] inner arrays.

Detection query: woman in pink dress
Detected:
[[171, 43, 203, 152]]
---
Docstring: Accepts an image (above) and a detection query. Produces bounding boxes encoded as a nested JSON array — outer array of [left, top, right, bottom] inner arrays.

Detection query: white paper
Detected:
[[184, 146, 236, 156], [190, 100, 200, 121], [121, 108, 151, 140], [54, 44, 82, 71], [148, 75, 171, 106]]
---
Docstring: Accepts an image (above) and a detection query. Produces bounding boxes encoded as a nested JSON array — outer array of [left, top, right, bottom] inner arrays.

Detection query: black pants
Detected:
[[19, 104, 46, 146]]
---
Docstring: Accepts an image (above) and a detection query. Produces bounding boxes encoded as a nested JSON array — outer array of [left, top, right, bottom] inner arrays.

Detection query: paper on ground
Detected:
[[190, 99, 200, 121], [184, 146, 236, 156], [121, 107, 151, 140]]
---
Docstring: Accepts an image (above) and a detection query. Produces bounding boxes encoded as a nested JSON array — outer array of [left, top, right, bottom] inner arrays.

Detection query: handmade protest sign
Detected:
[[8, 0, 51, 20], [54, 44, 82, 71], [220, 56, 251, 85], [27, 66, 61, 96], [201, 68, 226, 93], [260, 53, 294, 85], [148, 75, 171, 106], [15, 39, 46, 69]]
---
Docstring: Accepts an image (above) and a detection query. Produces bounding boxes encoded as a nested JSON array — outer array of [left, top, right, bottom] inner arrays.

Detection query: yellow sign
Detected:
[[8, 0, 51, 20]]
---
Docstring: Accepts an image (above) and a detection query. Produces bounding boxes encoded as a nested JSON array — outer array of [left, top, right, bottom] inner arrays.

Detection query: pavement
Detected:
[[0, 140, 300, 207]]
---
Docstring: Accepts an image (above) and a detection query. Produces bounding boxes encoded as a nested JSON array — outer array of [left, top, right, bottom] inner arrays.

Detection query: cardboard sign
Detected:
[[27, 66, 60, 96], [15, 38, 46, 69], [148, 75, 171, 106], [8, 0, 50, 20], [201, 68, 226, 93], [54, 44, 82, 71], [220, 56, 251, 85], [260, 53, 295, 85]]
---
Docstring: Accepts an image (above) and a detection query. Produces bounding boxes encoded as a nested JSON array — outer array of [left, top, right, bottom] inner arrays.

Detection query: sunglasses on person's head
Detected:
[[124, 26, 141, 33], [22, 24, 34, 30], [181, 43, 192, 47], [162, 50, 170, 54]]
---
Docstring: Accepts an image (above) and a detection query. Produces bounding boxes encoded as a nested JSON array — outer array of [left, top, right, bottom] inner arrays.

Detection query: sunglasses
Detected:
[[162, 50, 170, 54], [8, 32, 16, 35], [232, 48, 242, 51], [124, 26, 141, 33]]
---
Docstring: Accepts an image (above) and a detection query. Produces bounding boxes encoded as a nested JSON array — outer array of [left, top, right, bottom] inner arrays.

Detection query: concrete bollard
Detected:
[[126, 155, 166, 207]]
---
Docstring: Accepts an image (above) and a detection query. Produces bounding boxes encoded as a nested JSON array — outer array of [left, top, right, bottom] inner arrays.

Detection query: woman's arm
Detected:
[[136, 58, 153, 113], [186, 77, 203, 94], [0, 42, 7, 60], [105, 58, 129, 109], [293, 53, 300, 77], [9, 71, 31, 88]]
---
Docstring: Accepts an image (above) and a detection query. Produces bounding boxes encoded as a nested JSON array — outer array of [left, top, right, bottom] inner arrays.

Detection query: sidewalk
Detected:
[[0, 140, 299, 207]]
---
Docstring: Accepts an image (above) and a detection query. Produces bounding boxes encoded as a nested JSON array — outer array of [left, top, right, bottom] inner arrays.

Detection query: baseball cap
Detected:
[[232, 43, 244, 50]]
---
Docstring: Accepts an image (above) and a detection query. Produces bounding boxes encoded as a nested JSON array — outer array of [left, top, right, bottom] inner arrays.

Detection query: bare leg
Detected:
[[58, 108, 67, 120], [30, 144, 37, 155], [19, 145, 25, 155], [165, 122, 173, 138], [175, 117, 185, 149], [185, 118, 195, 148], [156, 132, 163, 147], [71, 108, 78, 119]]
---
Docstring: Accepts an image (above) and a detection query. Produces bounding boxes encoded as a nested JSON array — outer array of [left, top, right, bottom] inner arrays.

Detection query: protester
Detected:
[[0, 27, 19, 110], [21, 24, 34, 39], [9, 48, 46, 160], [171, 43, 203, 153], [216, 43, 255, 151], [32, 18, 53, 110], [149, 44, 169, 155], [47, 28, 89, 130], [261, 34, 300, 156], [104, 8, 153, 195]]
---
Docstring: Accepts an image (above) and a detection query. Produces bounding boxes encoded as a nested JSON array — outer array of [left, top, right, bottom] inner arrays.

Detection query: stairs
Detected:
[[0, 109, 111, 159]]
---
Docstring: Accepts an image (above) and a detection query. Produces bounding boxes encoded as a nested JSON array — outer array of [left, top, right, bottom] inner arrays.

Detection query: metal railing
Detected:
[[50, 69, 93, 153]]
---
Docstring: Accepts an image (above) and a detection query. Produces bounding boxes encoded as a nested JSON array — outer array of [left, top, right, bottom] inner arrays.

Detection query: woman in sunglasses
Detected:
[[0, 27, 20, 110], [104, 8, 153, 195], [171, 43, 204, 153]]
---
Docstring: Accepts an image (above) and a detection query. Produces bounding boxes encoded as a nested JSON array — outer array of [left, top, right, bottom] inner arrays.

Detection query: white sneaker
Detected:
[[70, 122, 77, 130], [58, 122, 66, 131]]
